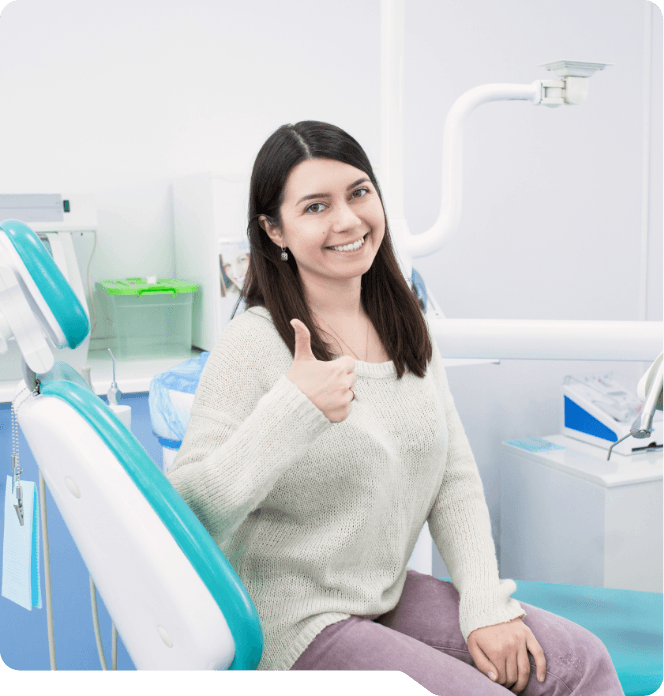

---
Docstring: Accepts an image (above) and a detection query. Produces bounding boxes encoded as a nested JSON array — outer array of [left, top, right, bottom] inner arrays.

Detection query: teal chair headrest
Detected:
[[0, 219, 89, 349]]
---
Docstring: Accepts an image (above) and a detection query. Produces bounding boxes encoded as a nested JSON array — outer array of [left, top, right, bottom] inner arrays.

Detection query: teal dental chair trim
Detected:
[[0, 219, 89, 349], [39, 377, 264, 670]]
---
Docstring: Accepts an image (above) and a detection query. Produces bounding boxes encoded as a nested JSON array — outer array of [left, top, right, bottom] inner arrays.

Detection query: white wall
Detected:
[[0, 0, 382, 336], [0, 0, 661, 577]]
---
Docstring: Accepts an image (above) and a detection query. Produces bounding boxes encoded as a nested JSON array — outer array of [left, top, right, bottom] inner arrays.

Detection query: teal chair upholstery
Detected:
[[438, 578, 662, 696]]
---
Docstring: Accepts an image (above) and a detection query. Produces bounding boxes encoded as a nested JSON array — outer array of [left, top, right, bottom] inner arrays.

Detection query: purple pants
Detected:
[[291, 570, 624, 695]]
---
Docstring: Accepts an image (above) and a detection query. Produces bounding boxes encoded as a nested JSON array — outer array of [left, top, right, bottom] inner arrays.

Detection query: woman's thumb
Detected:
[[291, 319, 316, 361]]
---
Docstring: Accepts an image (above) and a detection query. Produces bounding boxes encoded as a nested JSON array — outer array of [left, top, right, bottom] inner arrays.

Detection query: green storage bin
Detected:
[[99, 278, 198, 359]]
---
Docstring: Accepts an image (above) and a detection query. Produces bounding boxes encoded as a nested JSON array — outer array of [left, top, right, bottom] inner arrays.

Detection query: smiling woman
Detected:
[[233, 120, 432, 378], [166, 122, 625, 692]]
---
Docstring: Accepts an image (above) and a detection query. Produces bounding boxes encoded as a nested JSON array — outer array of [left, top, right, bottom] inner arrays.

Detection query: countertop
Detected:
[[501, 433, 663, 488], [0, 348, 204, 402]]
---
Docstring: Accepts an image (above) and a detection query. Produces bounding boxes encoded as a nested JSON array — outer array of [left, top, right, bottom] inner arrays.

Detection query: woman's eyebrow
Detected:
[[295, 178, 370, 206]]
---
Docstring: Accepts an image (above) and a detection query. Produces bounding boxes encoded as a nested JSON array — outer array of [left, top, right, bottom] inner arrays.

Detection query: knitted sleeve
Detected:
[[166, 316, 332, 543], [426, 341, 525, 642]]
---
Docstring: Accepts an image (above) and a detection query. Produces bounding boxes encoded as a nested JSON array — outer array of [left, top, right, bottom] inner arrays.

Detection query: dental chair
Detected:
[[0, 219, 263, 670], [1, 219, 661, 692]]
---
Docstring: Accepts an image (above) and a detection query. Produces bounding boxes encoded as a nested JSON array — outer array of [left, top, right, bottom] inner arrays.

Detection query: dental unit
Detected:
[[0, 218, 263, 670]]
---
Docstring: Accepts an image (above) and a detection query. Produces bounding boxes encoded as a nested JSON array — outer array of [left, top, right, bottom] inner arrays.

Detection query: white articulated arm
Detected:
[[427, 315, 663, 362], [406, 82, 541, 262]]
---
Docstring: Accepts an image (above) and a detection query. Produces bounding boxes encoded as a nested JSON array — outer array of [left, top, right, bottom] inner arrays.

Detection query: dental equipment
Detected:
[[563, 368, 663, 457], [607, 353, 664, 460], [378, 0, 658, 573], [0, 218, 263, 670], [107, 348, 122, 406], [380, 0, 661, 365]]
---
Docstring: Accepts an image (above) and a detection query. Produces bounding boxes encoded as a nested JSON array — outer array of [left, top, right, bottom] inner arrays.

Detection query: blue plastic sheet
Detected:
[[149, 352, 209, 449]]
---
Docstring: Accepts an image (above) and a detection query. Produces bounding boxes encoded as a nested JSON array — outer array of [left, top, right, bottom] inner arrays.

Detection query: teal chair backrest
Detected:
[[36, 364, 264, 669]]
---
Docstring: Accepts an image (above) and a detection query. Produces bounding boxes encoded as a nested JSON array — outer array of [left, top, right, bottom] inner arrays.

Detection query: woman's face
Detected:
[[261, 157, 385, 292], [223, 253, 249, 290]]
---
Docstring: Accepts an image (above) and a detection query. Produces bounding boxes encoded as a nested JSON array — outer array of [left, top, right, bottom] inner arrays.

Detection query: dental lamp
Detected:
[[380, 0, 661, 364]]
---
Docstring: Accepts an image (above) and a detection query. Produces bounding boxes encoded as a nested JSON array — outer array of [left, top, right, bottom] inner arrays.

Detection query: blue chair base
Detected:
[[439, 578, 663, 696]]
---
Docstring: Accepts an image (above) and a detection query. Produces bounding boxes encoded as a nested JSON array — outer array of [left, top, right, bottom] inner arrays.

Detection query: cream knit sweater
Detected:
[[166, 305, 525, 671]]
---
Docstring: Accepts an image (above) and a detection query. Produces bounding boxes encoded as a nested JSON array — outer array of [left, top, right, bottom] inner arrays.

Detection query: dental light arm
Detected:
[[379, 4, 654, 364], [403, 61, 611, 266]]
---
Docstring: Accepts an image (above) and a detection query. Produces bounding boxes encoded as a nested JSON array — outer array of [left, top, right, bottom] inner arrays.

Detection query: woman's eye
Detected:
[[305, 189, 369, 213]]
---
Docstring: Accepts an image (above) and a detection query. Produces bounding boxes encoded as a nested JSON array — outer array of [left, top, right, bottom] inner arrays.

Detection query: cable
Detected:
[[39, 471, 57, 670], [112, 623, 118, 670], [83, 361, 119, 670], [90, 577, 108, 670], [39, 475, 119, 672]]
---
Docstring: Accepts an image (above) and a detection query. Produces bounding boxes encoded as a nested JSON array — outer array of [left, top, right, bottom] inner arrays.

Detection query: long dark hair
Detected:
[[231, 120, 431, 379]]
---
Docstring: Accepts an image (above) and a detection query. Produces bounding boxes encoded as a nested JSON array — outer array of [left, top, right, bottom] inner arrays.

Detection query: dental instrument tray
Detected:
[[562, 371, 663, 456], [98, 278, 198, 360]]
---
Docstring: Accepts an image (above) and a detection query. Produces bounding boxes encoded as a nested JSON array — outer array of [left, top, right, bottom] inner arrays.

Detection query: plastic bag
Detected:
[[149, 352, 209, 449]]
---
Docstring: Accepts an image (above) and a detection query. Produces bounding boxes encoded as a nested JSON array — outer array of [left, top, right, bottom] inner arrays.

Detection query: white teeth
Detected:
[[330, 236, 365, 252]]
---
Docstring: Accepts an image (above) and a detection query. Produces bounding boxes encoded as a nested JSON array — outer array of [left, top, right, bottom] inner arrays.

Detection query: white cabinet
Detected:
[[500, 434, 662, 592]]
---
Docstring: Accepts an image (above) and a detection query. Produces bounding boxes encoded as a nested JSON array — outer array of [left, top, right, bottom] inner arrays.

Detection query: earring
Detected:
[[280, 244, 288, 261]]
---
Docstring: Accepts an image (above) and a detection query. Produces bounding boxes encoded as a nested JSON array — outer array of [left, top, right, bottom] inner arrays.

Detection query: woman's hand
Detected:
[[286, 319, 356, 423], [467, 617, 546, 694]]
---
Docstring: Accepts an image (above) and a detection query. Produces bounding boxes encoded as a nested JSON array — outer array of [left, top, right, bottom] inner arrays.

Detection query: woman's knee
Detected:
[[521, 604, 619, 691]]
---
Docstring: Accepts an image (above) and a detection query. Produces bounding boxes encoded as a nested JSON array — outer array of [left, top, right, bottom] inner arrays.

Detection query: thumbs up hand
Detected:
[[286, 319, 356, 423]]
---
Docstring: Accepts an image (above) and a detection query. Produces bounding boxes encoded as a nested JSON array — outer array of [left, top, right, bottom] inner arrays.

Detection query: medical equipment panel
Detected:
[[562, 371, 663, 456]]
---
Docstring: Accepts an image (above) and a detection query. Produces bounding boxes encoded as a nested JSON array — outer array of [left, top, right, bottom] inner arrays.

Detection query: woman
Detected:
[[167, 121, 623, 694]]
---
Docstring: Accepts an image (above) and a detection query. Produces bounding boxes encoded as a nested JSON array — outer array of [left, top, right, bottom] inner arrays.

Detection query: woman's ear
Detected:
[[259, 215, 282, 245]]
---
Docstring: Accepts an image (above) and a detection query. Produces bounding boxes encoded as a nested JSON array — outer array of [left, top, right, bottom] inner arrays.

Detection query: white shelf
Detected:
[[0, 349, 203, 403]]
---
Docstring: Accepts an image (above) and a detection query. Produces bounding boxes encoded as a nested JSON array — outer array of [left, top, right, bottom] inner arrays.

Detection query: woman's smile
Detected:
[[326, 233, 368, 253]]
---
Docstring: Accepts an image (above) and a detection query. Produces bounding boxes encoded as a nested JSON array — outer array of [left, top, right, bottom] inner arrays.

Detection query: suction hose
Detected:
[[39, 470, 56, 670]]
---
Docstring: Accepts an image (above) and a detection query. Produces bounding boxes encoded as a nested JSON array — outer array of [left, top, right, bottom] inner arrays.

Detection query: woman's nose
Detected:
[[330, 201, 362, 232]]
